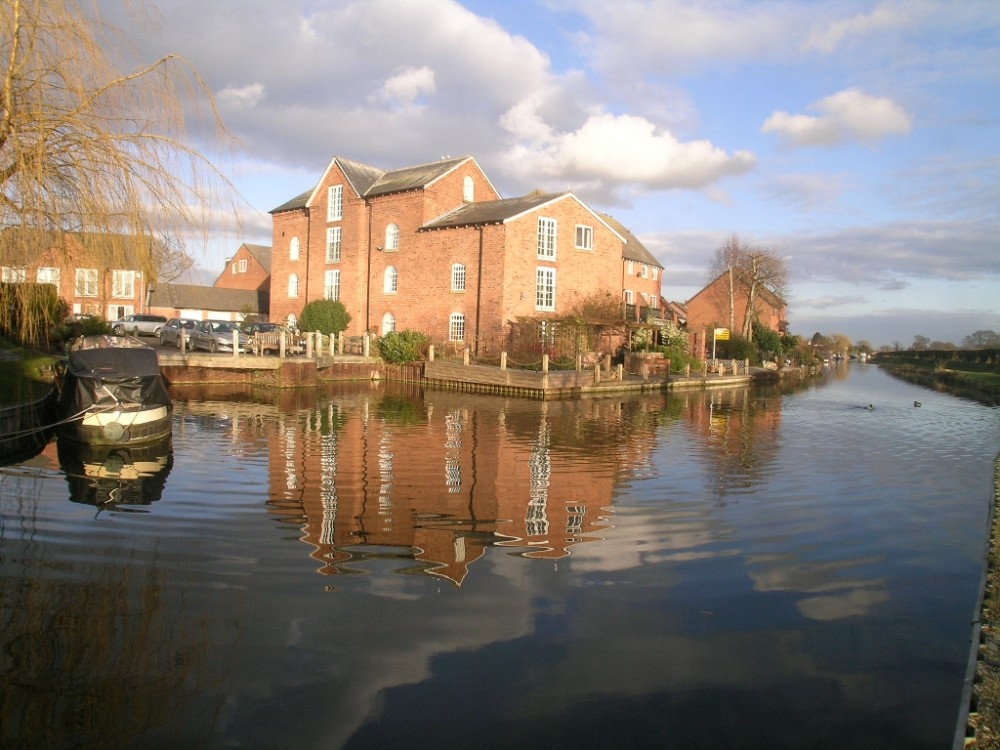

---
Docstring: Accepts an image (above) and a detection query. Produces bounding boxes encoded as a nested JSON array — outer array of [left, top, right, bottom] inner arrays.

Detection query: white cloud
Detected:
[[374, 66, 437, 108], [803, 2, 919, 54], [762, 88, 913, 147], [217, 83, 266, 111], [501, 106, 755, 196]]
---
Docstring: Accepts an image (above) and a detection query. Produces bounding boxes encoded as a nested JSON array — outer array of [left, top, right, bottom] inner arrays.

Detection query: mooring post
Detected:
[[363, 333, 370, 357], [593, 363, 601, 384], [500, 351, 507, 371], [463, 348, 471, 366], [232, 330, 239, 357], [428, 344, 435, 362], [542, 354, 549, 374]]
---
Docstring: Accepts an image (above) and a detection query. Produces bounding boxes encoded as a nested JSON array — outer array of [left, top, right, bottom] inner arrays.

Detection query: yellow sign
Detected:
[[714, 328, 730, 340]]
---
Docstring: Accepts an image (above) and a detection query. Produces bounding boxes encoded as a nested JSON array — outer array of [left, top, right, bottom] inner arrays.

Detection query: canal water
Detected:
[[1, 364, 997, 749]]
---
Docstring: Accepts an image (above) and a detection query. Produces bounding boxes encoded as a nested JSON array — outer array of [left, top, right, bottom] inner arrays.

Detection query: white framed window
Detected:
[[624, 289, 634, 304], [536, 267, 556, 311], [463, 175, 474, 202], [288, 273, 299, 298], [641, 264, 649, 279], [36, 267, 60, 286], [384, 266, 398, 293], [626, 260, 634, 275], [290, 236, 300, 261], [239, 258, 248, 273], [324, 269, 341, 300], [382, 312, 396, 334], [575, 225, 594, 251], [75, 268, 98, 297], [537, 217, 557, 259], [2, 267, 26, 283], [385, 223, 399, 251], [652, 268, 659, 281], [112, 270, 135, 298], [326, 227, 342, 262], [451, 263, 466, 292], [231, 262, 237, 274], [449, 312, 466, 342], [327, 185, 343, 222]]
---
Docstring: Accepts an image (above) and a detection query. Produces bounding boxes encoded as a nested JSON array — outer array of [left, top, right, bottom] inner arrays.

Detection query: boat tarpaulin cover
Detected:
[[58, 346, 172, 415]]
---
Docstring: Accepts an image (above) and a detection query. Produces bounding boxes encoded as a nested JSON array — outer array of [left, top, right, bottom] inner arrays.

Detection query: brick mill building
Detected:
[[268, 155, 663, 354]]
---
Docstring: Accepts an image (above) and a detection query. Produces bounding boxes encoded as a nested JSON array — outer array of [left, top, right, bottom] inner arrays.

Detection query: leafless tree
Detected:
[[0, 0, 237, 342], [709, 235, 788, 341]]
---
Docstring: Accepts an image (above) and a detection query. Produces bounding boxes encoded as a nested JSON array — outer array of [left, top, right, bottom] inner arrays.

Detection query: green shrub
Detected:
[[377, 329, 429, 363], [299, 300, 351, 335]]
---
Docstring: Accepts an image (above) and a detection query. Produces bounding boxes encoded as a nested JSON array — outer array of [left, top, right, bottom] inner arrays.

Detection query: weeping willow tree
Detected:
[[0, 0, 236, 344]]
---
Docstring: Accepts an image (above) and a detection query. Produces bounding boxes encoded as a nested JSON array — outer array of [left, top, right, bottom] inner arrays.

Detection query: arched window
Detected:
[[288, 273, 299, 298], [463, 176, 474, 202], [385, 223, 399, 251], [290, 237, 300, 261], [382, 312, 396, 334], [449, 312, 465, 342], [384, 266, 398, 293]]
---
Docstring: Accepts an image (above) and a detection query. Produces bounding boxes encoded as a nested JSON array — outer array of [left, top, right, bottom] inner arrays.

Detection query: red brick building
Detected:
[[213, 242, 272, 293], [0, 231, 152, 320], [269, 155, 662, 352], [685, 270, 788, 341]]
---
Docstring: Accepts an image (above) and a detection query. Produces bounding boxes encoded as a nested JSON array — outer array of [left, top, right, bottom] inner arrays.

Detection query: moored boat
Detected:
[[56, 335, 172, 446]]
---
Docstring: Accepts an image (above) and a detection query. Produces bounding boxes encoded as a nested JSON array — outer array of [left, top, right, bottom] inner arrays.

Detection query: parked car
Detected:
[[190, 320, 250, 353], [158, 318, 199, 348], [110, 313, 167, 337], [241, 321, 286, 336]]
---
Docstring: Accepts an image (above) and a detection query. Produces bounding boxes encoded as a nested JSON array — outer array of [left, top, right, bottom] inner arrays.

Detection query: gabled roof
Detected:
[[422, 191, 569, 229], [148, 283, 267, 314], [271, 155, 492, 214], [365, 156, 471, 197], [242, 243, 272, 272], [597, 213, 663, 269], [688, 270, 787, 308]]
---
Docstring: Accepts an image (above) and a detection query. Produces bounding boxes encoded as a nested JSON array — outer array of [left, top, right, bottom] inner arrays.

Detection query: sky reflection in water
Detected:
[[0, 365, 997, 749]]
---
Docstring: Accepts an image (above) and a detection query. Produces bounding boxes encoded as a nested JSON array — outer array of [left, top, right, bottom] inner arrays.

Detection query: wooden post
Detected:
[[744, 358, 749, 375], [500, 351, 507, 370], [641, 362, 648, 380], [593, 363, 600, 384], [463, 348, 470, 366], [363, 333, 371, 357], [576, 353, 582, 371], [428, 344, 435, 362], [542, 354, 549, 373], [232, 329, 239, 356], [305, 332, 313, 358], [616, 364, 623, 381], [279, 332, 286, 358]]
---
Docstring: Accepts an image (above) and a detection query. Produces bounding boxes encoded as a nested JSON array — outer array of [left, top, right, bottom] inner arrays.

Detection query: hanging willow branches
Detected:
[[0, 0, 237, 343]]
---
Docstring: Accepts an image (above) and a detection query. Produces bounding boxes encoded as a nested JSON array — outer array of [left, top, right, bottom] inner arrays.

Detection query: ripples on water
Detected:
[[0, 366, 997, 749]]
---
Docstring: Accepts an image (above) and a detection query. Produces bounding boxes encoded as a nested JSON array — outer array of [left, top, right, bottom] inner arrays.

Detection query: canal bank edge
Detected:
[[958, 453, 1000, 749]]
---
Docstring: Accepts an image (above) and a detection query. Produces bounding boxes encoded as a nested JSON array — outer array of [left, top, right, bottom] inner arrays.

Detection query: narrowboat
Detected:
[[57, 335, 172, 446]]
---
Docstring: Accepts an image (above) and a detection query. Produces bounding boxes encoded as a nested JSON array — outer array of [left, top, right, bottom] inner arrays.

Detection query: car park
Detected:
[[189, 320, 249, 353], [158, 318, 199, 348], [110, 313, 167, 337]]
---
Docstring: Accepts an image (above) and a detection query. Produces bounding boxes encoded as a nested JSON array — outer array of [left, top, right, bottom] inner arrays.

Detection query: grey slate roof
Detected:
[[598, 213, 662, 269], [270, 156, 470, 212], [149, 283, 267, 314], [422, 192, 570, 230], [243, 243, 272, 272]]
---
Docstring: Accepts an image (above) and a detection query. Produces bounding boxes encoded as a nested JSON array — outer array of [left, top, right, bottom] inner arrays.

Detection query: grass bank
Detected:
[[0, 341, 60, 406], [875, 350, 1000, 406]]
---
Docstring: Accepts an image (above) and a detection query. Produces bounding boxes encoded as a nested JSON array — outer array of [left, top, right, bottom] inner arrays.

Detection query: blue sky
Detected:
[[113, 0, 999, 347]]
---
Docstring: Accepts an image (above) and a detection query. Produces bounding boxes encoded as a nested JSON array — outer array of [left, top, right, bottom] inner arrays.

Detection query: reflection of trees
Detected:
[[0, 484, 226, 748]]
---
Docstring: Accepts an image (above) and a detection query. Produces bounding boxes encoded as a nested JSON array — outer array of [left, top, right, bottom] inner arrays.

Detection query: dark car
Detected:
[[110, 313, 167, 337], [241, 321, 286, 336], [158, 318, 199, 348], [190, 320, 250, 353]]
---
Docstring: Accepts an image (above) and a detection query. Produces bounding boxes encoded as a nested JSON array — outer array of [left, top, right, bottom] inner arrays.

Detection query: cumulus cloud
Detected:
[[501, 105, 755, 197], [803, 3, 918, 54], [217, 83, 266, 111], [762, 88, 913, 147], [373, 66, 437, 108]]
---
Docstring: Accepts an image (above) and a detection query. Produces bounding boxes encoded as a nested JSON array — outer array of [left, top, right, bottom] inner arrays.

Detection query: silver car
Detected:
[[190, 320, 250, 353], [110, 313, 167, 337], [158, 318, 199, 348]]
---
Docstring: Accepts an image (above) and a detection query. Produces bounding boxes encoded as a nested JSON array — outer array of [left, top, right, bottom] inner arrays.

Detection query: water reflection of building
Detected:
[[259, 390, 664, 585]]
